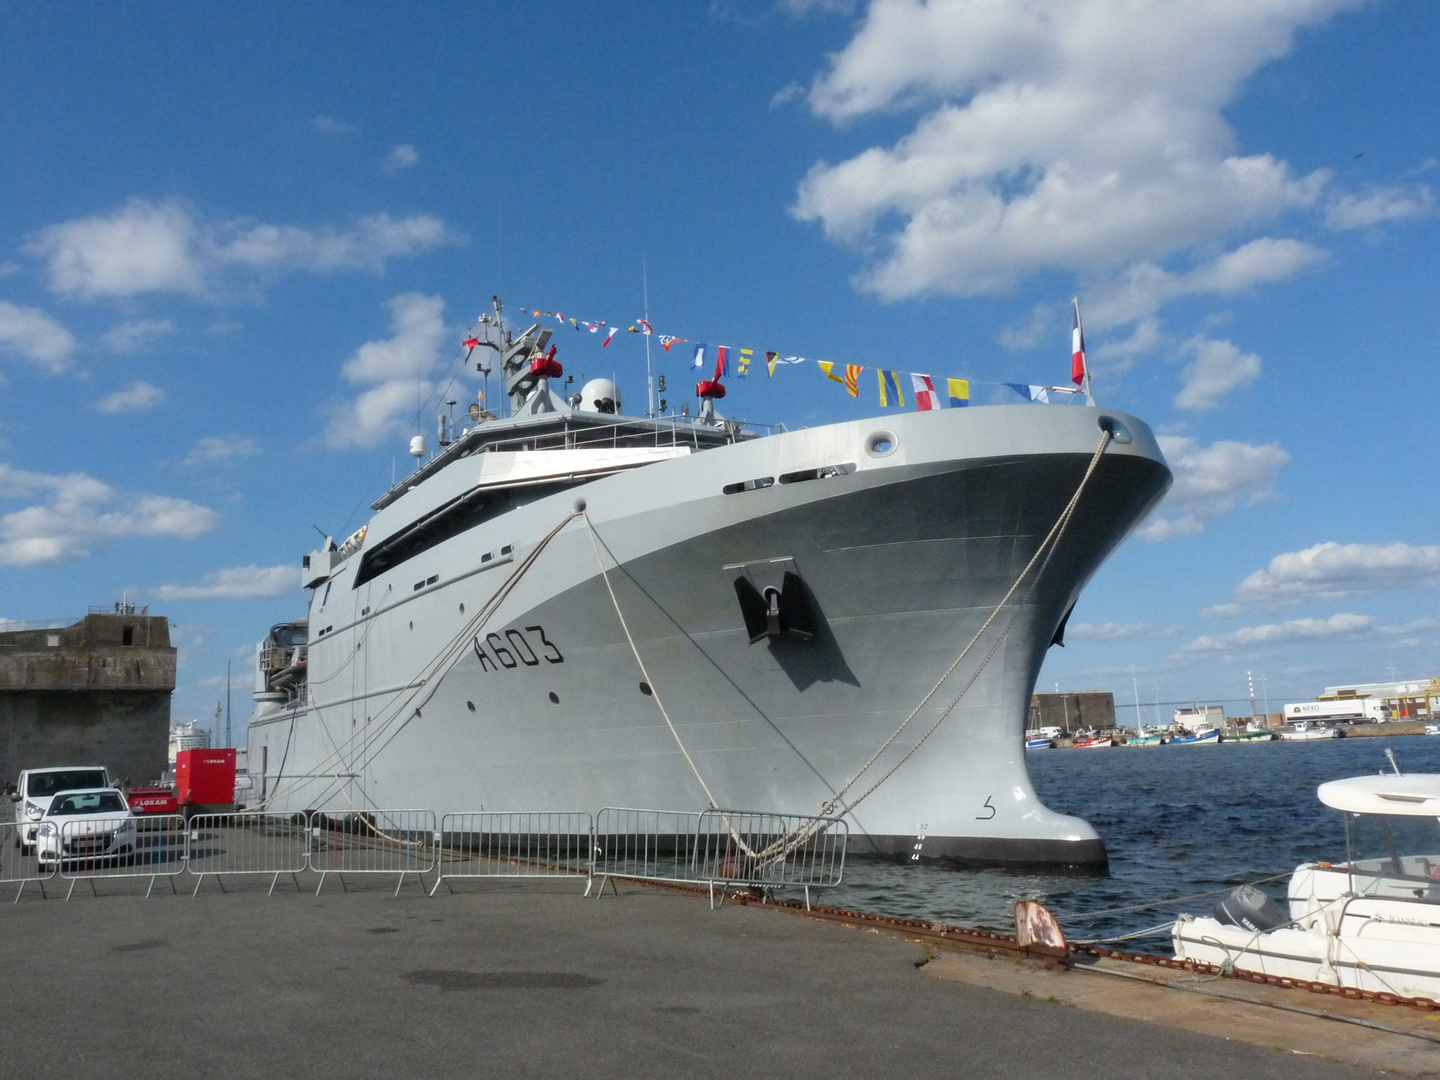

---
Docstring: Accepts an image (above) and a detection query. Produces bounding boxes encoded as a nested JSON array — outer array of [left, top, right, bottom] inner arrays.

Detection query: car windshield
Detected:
[[26, 770, 108, 797], [49, 792, 126, 816]]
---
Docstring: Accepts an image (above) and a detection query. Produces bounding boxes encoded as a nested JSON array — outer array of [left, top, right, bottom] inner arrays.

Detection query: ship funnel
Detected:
[[409, 435, 428, 459]]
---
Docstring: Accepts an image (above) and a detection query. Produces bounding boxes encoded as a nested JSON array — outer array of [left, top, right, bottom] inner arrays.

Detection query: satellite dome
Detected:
[[578, 378, 622, 415]]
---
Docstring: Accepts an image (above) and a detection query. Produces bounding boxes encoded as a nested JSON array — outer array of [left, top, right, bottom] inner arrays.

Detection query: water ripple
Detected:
[[820, 736, 1440, 941]]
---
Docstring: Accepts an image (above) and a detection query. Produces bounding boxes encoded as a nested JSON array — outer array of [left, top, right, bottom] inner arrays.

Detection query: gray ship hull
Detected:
[[250, 405, 1169, 868]]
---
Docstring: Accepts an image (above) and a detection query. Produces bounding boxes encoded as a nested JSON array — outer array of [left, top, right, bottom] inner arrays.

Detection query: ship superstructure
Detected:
[[248, 299, 1171, 867]]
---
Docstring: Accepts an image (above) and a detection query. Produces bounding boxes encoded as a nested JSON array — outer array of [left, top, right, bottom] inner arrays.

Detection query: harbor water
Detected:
[[825, 735, 1440, 943]]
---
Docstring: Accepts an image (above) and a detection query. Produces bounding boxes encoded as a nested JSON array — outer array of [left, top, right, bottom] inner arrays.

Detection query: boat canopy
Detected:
[[1318, 774, 1440, 816]]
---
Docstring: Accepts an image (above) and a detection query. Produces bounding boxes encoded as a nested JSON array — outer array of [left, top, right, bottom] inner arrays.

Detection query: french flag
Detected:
[[1071, 302, 1086, 387]]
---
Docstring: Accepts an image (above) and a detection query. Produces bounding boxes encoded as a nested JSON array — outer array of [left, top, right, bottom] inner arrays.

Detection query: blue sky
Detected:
[[1, 0, 1436, 735]]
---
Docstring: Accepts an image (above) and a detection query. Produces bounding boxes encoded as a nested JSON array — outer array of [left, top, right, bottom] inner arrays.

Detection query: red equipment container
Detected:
[[127, 786, 178, 815], [175, 748, 237, 812]]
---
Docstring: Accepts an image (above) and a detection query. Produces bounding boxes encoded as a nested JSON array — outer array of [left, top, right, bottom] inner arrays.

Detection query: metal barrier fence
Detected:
[[591, 808, 705, 897], [56, 813, 186, 899], [5, 804, 843, 907], [591, 808, 846, 908], [307, 809, 436, 896], [1, 820, 55, 902], [694, 810, 847, 909], [432, 812, 594, 895], [186, 812, 310, 896]]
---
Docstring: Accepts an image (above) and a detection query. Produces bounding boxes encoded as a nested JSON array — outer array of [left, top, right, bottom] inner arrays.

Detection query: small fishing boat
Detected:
[[1226, 724, 1276, 742], [1168, 728, 1219, 746], [1173, 771, 1440, 999], [1280, 721, 1343, 741], [1072, 731, 1113, 749], [1024, 734, 1054, 750], [1126, 728, 1166, 746]]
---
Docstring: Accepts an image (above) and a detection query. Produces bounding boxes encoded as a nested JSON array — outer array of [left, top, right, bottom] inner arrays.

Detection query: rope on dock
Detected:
[[1060, 872, 1292, 920]]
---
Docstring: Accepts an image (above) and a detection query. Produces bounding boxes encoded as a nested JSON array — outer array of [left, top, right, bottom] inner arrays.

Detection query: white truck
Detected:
[[10, 766, 114, 854], [1284, 699, 1392, 725]]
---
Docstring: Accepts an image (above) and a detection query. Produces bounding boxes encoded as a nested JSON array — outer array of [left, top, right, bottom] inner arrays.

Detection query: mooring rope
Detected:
[[583, 510, 724, 813], [818, 427, 1113, 822], [254, 507, 583, 812], [1062, 872, 1292, 920], [585, 429, 1113, 871]]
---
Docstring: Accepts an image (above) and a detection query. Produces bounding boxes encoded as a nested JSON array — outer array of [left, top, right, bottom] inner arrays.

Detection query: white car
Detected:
[[11, 766, 113, 854], [35, 788, 138, 870]]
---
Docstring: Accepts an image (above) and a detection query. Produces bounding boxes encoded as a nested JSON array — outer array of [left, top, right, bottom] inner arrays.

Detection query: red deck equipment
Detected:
[[127, 785, 179, 815], [175, 748, 237, 815]]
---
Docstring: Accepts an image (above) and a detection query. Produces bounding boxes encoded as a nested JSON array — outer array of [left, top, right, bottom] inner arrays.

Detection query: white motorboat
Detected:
[[1172, 772, 1440, 999], [1279, 720, 1341, 741]]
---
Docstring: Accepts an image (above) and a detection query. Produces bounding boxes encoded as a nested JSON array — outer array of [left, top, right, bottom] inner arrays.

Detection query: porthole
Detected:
[[408, 621, 413, 630], [458, 603, 465, 615], [548, 692, 560, 705], [865, 430, 897, 457], [466, 701, 476, 712], [639, 682, 653, 696]]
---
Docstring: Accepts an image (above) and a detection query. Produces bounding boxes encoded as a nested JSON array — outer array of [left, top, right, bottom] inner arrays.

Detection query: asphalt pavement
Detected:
[[1, 876, 1382, 1079]]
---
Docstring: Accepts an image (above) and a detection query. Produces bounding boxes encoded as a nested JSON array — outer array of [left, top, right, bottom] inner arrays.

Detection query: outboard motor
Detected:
[[1212, 885, 1289, 932]]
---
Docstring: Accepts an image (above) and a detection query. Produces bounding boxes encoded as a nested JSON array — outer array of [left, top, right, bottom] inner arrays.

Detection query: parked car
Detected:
[[10, 766, 113, 854], [35, 788, 137, 870]]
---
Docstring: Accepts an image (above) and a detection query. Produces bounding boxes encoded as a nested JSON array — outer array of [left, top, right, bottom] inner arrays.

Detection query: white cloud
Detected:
[[27, 199, 203, 298], [1088, 238, 1326, 329], [325, 293, 448, 449], [26, 198, 460, 300], [791, 0, 1356, 301], [1235, 541, 1440, 603], [997, 303, 1055, 352], [1174, 335, 1261, 411], [1325, 185, 1434, 230], [1139, 435, 1289, 541], [155, 564, 294, 600], [0, 300, 77, 372], [1200, 602, 1243, 620], [100, 318, 175, 354], [0, 463, 218, 565], [216, 213, 455, 275], [182, 435, 261, 467], [312, 115, 357, 135], [93, 381, 164, 414], [383, 144, 419, 173], [1092, 315, 1162, 372], [1176, 613, 1440, 656], [1068, 621, 1182, 641]]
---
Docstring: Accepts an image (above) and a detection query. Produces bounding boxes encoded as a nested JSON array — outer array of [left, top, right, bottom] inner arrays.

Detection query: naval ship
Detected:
[[248, 299, 1171, 868]]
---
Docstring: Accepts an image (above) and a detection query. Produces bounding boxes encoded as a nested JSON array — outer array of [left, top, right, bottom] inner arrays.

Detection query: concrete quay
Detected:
[[0, 876, 1415, 1080]]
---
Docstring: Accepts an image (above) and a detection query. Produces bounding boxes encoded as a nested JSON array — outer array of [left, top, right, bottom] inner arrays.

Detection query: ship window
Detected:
[[722, 477, 775, 495], [778, 463, 855, 485], [353, 480, 578, 588]]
